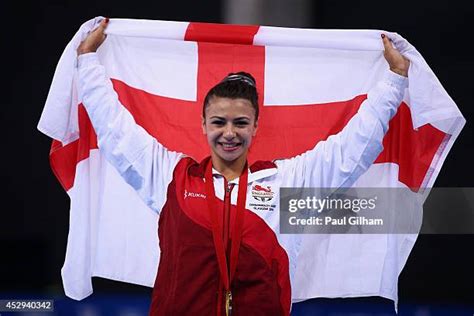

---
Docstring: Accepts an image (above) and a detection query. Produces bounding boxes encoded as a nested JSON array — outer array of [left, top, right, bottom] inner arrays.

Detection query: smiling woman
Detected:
[[202, 74, 259, 181], [75, 18, 410, 316]]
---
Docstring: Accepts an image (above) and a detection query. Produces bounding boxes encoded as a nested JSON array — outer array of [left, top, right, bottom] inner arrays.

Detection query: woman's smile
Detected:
[[218, 141, 242, 151], [202, 97, 258, 167]]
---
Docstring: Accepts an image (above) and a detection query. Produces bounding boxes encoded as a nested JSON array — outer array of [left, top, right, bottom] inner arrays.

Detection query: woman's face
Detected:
[[202, 97, 258, 163]]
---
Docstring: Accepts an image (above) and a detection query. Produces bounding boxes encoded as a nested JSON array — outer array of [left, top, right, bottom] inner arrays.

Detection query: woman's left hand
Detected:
[[381, 34, 410, 77]]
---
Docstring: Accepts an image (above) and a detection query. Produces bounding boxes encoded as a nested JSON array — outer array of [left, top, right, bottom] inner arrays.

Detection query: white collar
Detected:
[[211, 166, 277, 184]]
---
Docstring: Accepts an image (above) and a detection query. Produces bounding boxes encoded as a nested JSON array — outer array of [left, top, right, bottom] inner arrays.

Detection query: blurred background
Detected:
[[2, 0, 473, 315]]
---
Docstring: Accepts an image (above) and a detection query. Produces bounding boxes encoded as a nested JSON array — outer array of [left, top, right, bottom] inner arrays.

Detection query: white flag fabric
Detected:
[[38, 17, 464, 309]]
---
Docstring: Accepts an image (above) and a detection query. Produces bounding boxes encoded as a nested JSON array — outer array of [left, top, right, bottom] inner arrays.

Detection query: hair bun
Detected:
[[221, 73, 256, 87]]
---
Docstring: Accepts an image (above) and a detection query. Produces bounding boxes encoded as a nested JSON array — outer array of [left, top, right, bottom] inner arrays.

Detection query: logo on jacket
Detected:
[[184, 189, 206, 200], [251, 185, 274, 202]]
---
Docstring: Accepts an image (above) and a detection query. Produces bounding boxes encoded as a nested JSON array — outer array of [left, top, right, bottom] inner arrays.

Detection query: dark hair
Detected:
[[202, 72, 259, 121]]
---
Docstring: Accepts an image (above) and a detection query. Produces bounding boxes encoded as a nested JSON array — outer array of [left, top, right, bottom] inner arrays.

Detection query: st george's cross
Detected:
[[49, 22, 446, 192]]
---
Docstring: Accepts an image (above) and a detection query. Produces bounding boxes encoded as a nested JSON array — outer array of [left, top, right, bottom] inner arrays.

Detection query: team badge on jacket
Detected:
[[251, 185, 275, 202], [249, 184, 276, 212]]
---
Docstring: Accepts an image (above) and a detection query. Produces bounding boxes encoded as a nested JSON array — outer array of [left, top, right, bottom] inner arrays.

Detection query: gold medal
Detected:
[[225, 290, 232, 316]]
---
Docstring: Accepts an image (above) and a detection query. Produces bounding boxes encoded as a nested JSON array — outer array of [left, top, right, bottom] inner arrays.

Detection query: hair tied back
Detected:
[[221, 74, 256, 87]]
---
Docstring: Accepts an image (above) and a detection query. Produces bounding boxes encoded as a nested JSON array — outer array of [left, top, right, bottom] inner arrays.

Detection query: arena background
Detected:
[[2, 0, 473, 315]]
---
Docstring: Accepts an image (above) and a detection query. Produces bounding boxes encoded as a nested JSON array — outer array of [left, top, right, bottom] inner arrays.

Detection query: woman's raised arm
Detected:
[[77, 18, 184, 214], [275, 35, 410, 189]]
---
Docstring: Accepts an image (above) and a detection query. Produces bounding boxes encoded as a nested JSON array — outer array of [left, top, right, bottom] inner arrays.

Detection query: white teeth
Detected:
[[220, 143, 239, 148]]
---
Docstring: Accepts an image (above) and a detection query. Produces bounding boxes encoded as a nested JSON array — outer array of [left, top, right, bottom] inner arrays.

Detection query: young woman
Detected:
[[77, 18, 409, 316]]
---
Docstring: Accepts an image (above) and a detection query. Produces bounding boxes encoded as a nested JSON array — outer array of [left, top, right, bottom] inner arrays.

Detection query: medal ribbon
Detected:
[[205, 160, 248, 312]]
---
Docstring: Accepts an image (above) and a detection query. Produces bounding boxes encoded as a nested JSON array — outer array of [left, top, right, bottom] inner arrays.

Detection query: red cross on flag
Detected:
[[38, 17, 464, 308]]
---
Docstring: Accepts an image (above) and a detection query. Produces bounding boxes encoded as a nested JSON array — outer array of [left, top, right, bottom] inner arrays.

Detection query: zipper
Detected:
[[223, 181, 234, 273], [221, 180, 234, 315]]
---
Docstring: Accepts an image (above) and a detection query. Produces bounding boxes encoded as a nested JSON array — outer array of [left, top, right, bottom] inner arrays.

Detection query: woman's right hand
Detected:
[[77, 18, 109, 55]]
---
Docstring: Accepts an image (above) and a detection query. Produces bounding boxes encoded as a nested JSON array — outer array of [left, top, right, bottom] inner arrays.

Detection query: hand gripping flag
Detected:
[[38, 17, 465, 309]]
